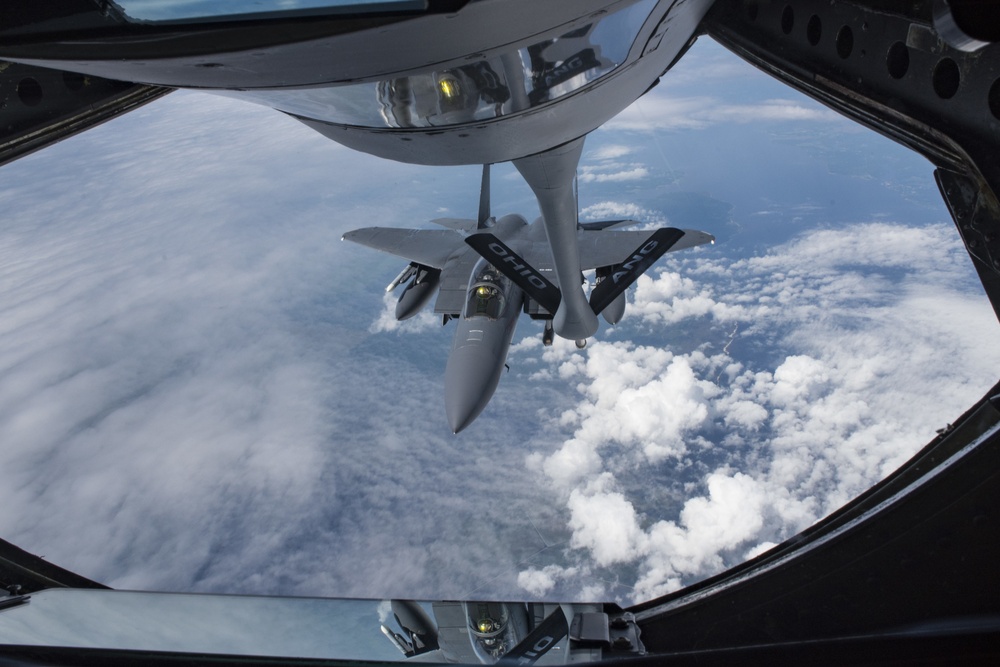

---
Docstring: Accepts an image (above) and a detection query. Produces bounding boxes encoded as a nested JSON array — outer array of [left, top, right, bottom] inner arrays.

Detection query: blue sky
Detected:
[[0, 37, 997, 605]]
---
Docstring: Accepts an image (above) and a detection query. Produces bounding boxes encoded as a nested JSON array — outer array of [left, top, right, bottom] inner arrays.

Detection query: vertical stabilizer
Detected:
[[478, 164, 491, 230]]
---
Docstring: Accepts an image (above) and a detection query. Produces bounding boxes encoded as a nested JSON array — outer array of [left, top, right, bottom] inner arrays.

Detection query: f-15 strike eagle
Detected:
[[344, 142, 714, 433]]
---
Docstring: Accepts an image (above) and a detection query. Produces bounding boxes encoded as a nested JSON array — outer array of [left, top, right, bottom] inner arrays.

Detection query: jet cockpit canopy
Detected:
[[465, 260, 513, 321]]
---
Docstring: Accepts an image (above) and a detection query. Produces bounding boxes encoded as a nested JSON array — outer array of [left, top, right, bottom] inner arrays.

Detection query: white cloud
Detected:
[[516, 568, 558, 597], [519, 221, 1000, 603], [578, 144, 654, 186], [567, 478, 647, 566], [579, 201, 665, 224], [530, 437, 602, 489], [634, 472, 766, 599], [534, 342, 720, 493], [744, 541, 777, 561], [706, 99, 842, 123], [369, 291, 440, 334], [516, 564, 580, 598], [632, 272, 744, 324], [605, 91, 842, 132], [588, 145, 635, 160], [578, 165, 649, 184]]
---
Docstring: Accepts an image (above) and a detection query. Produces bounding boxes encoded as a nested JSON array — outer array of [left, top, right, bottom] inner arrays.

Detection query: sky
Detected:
[[1, 37, 998, 607]]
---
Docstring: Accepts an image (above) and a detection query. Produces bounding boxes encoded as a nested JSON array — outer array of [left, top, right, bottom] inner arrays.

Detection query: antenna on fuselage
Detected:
[[477, 163, 492, 229]]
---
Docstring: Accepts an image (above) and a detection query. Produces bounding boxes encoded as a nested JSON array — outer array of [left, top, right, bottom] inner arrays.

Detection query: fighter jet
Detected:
[[344, 159, 714, 433]]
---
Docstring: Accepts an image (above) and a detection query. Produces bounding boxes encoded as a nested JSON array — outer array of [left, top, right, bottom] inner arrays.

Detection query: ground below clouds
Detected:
[[514, 221, 1000, 603]]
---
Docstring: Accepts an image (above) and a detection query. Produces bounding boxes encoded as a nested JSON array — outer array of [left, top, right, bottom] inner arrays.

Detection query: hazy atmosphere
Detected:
[[1, 38, 998, 605]]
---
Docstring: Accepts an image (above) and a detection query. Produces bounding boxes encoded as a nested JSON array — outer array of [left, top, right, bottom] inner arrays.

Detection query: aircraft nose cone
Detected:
[[444, 345, 504, 434], [445, 393, 482, 434]]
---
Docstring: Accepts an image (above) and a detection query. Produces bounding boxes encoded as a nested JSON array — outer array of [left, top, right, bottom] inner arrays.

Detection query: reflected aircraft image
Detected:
[[344, 157, 713, 432], [380, 598, 638, 664]]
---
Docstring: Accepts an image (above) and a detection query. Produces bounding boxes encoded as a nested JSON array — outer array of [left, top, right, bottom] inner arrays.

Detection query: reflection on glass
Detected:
[[0, 590, 610, 664], [378, 599, 605, 664], [0, 589, 400, 661], [224, 0, 658, 128], [115, 0, 426, 22], [465, 601, 526, 663]]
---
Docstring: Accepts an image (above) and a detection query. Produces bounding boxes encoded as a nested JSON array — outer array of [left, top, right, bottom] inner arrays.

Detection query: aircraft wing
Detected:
[[342, 227, 465, 269], [578, 219, 643, 230], [430, 218, 478, 232], [577, 227, 714, 269]]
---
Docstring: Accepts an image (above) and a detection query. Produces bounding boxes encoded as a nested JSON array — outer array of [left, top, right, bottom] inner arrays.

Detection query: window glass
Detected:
[[113, 0, 426, 23], [224, 0, 658, 128], [464, 262, 511, 320]]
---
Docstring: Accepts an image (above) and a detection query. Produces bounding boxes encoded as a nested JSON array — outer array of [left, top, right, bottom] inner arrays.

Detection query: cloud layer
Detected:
[[0, 91, 561, 599], [517, 221, 1000, 602]]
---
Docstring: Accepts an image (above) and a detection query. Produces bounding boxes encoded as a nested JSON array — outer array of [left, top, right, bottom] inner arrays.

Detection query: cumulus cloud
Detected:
[[518, 221, 1000, 603], [516, 564, 581, 598], [546, 344, 718, 476], [631, 271, 742, 324], [634, 472, 766, 599], [579, 201, 665, 224], [369, 291, 440, 334], [565, 474, 648, 566]]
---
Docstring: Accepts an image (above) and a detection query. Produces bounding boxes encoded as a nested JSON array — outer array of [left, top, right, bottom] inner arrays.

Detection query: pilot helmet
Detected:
[[474, 616, 505, 647], [471, 609, 507, 638]]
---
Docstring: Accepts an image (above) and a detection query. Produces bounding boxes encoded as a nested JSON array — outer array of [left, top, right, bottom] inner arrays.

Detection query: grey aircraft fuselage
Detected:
[[444, 253, 524, 434]]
